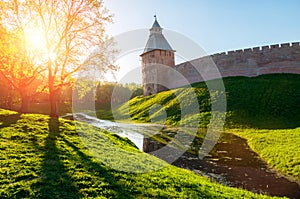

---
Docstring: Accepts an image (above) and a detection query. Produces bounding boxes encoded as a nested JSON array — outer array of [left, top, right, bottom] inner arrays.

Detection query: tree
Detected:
[[0, 0, 116, 117], [95, 82, 143, 108], [0, 25, 45, 113]]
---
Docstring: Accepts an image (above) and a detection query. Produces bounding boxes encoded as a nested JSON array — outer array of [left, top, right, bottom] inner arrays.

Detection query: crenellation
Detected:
[[252, 47, 260, 52], [261, 45, 270, 51], [244, 48, 252, 53], [169, 42, 300, 88], [208, 42, 300, 64], [271, 44, 279, 49], [280, 43, 290, 48]]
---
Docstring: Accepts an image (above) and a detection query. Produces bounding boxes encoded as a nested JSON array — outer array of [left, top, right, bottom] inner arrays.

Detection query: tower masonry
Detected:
[[140, 16, 175, 96]]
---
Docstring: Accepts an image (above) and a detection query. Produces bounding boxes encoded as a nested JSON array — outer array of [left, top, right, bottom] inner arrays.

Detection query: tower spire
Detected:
[[151, 15, 161, 29], [142, 16, 173, 54]]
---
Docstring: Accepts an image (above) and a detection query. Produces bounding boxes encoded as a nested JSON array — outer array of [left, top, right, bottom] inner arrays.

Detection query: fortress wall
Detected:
[[170, 42, 300, 87]]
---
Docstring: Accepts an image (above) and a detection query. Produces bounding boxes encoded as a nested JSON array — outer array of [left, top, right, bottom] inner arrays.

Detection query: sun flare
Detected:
[[24, 26, 56, 61], [24, 27, 46, 51]]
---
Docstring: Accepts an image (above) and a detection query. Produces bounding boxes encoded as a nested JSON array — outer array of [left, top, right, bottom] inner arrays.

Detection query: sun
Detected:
[[24, 27, 46, 51], [24, 26, 56, 61]]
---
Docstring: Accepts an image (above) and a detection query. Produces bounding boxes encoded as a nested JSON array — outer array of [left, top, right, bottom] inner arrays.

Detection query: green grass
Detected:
[[223, 74, 300, 129], [111, 73, 300, 193], [232, 128, 300, 183], [0, 109, 280, 198], [95, 108, 114, 121], [115, 74, 300, 129]]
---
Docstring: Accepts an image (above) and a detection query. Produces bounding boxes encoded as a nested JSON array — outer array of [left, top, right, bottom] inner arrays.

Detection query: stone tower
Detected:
[[140, 16, 175, 96]]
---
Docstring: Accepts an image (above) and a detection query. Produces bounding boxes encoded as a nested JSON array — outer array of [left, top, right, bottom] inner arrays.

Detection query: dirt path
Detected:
[[170, 133, 300, 198]]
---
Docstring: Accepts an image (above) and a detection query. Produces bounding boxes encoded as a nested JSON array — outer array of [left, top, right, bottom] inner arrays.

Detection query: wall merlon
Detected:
[[235, 49, 243, 53], [228, 50, 235, 55], [292, 42, 300, 47], [271, 44, 279, 49], [281, 43, 290, 48], [262, 45, 270, 51], [244, 48, 252, 53], [253, 47, 260, 52]]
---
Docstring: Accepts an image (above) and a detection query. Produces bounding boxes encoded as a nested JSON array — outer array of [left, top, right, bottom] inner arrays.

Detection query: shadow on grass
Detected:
[[35, 118, 135, 198], [0, 114, 21, 128], [36, 118, 81, 199], [60, 135, 135, 199]]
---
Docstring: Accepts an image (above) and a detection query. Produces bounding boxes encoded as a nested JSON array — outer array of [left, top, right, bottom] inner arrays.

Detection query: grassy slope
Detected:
[[116, 74, 300, 129], [114, 74, 300, 183], [0, 109, 278, 198], [223, 74, 300, 129]]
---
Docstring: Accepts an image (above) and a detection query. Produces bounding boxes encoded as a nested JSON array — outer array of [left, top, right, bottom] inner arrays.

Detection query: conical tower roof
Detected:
[[141, 16, 174, 55], [151, 17, 161, 28]]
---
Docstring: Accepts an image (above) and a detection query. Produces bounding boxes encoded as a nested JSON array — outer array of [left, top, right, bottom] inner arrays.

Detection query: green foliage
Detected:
[[95, 82, 143, 109], [116, 74, 300, 129], [0, 109, 278, 198], [0, 25, 46, 113], [232, 128, 300, 182]]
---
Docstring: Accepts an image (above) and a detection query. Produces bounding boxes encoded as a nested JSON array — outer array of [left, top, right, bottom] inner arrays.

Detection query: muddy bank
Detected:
[[150, 133, 300, 198]]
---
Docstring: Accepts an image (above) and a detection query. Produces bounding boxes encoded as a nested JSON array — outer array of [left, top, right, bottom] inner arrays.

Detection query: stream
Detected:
[[71, 113, 300, 198]]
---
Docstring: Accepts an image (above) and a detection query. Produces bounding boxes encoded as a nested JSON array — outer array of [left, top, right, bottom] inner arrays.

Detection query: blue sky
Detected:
[[104, 0, 300, 82]]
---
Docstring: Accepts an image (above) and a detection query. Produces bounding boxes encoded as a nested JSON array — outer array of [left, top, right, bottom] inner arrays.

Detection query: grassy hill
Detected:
[[114, 73, 300, 186], [0, 109, 280, 198], [116, 74, 300, 129]]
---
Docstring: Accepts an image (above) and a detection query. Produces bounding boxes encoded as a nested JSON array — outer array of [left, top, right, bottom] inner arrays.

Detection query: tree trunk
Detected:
[[20, 93, 29, 113], [49, 88, 58, 117], [49, 91, 58, 117], [19, 90, 29, 113], [7, 92, 13, 110], [49, 73, 58, 118]]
